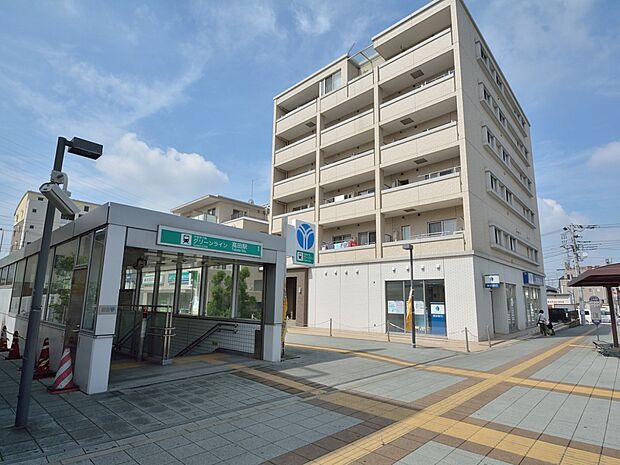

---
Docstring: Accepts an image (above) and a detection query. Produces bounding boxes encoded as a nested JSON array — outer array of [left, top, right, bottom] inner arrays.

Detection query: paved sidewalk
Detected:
[[0, 325, 618, 465]]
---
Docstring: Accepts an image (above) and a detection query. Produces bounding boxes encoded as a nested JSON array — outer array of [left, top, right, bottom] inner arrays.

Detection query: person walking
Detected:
[[537, 310, 548, 336]]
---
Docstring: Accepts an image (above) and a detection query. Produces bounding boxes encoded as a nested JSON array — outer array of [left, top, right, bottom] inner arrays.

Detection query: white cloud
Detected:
[[293, 3, 333, 35], [589, 140, 620, 169], [537, 198, 588, 235], [89, 133, 228, 211]]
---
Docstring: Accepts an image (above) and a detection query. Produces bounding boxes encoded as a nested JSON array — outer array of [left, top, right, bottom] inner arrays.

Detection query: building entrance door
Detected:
[[506, 283, 518, 332], [64, 268, 87, 355], [286, 277, 297, 320]]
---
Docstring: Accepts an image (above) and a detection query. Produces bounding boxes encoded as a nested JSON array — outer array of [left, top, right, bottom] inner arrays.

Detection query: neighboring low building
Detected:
[[171, 195, 269, 233], [269, 0, 545, 339], [11, 191, 98, 252], [559, 266, 609, 307]]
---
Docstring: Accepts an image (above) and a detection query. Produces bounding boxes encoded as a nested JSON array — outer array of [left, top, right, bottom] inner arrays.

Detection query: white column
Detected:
[[262, 249, 286, 362], [74, 224, 126, 394]]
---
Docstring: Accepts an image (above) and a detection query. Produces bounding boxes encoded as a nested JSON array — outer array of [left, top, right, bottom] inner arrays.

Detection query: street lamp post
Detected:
[[15, 136, 102, 428], [402, 243, 416, 348], [0, 227, 4, 256]]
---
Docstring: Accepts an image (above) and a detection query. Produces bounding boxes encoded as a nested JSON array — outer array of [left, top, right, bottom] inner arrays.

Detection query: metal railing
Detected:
[[175, 322, 238, 357]]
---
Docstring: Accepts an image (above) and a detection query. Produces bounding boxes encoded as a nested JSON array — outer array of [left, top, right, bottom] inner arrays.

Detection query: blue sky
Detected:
[[0, 0, 619, 283]]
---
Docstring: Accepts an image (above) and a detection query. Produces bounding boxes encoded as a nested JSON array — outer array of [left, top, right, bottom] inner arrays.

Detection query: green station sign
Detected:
[[157, 226, 262, 258], [295, 250, 314, 265]]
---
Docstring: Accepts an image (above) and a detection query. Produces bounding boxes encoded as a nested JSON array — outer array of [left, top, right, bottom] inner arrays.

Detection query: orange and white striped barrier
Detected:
[[0, 325, 8, 352], [33, 338, 55, 379], [47, 348, 79, 394], [5, 330, 22, 360]]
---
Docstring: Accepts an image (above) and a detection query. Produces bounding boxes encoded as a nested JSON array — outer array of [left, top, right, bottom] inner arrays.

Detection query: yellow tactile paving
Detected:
[[306, 331, 597, 465], [287, 341, 620, 402]]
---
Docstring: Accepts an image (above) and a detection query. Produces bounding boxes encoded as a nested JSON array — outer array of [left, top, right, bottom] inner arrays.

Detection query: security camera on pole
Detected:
[[15, 137, 102, 428]]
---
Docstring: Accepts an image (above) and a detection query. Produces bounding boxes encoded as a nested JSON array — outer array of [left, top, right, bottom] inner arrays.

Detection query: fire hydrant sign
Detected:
[[157, 226, 262, 258]]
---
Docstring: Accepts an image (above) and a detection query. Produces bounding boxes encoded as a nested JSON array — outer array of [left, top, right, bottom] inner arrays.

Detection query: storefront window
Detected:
[[386, 279, 446, 336], [157, 268, 176, 310], [236, 264, 263, 320], [19, 254, 38, 316], [205, 264, 233, 318], [82, 229, 106, 331], [9, 260, 26, 314], [77, 233, 92, 266], [46, 239, 77, 324], [178, 267, 202, 315], [524, 285, 541, 327]]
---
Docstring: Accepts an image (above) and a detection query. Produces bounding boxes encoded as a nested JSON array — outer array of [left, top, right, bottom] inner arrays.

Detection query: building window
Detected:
[[358, 231, 376, 246], [524, 285, 541, 327], [32, 208, 37, 213], [207, 208, 216, 216], [490, 175, 498, 191], [428, 219, 457, 235], [501, 148, 509, 164], [84, 206, 90, 212], [494, 227, 503, 246], [504, 189, 513, 205], [320, 70, 341, 95], [401, 225, 411, 241], [357, 188, 375, 196], [509, 237, 517, 252], [37, 197, 44, 201], [332, 234, 352, 244], [29, 225, 34, 229], [292, 204, 309, 212]]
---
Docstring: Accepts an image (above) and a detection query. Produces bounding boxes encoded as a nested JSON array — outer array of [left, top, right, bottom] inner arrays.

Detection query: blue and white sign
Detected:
[[523, 271, 545, 286], [287, 220, 316, 266], [484, 274, 501, 289]]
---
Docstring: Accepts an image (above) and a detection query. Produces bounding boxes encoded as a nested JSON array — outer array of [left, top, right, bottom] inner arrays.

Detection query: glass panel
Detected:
[[123, 268, 137, 290], [9, 260, 26, 314], [6, 263, 16, 286], [47, 239, 77, 325], [42, 247, 54, 318], [236, 264, 263, 320], [0, 267, 7, 285], [139, 272, 157, 306], [178, 267, 202, 315], [425, 280, 446, 336], [205, 264, 233, 318], [76, 233, 92, 266], [82, 229, 105, 331], [19, 254, 38, 316], [401, 226, 411, 240], [443, 219, 457, 233], [428, 222, 442, 234], [386, 281, 405, 333], [157, 268, 177, 310], [405, 281, 426, 334]]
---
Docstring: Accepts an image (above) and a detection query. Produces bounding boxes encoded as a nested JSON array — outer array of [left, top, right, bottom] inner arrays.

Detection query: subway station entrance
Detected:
[[0, 203, 287, 395]]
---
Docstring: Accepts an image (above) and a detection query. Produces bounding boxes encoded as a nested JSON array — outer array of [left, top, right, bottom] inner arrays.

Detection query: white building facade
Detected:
[[269, 0, 545, 340]]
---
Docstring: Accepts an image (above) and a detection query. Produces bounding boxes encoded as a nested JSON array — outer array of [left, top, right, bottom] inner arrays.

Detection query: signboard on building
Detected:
[[157, 226, 262, 258], [387, 300, 405, 314], [484, 274, 500, 289], [523, 272, 545, 286], [286, 220, 316, 266]]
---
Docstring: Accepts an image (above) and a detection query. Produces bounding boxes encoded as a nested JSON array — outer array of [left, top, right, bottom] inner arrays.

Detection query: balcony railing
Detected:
[[271, 207, 315, 234], [379, 28, 453, 83], [320, 72, 374, 113], [272, 170, 316, 200], [319, 192, 375, 225], [381, 171, 461, 212], [380, 71, 455, 123], [319, 244, 376, 263], [383, 230, 465, 257], [275, 99, 317, 135], [380, 121, 458, 167], [320, 109, 374, 149], [320, 149, 374, 186], [274, 134, 316, 168]]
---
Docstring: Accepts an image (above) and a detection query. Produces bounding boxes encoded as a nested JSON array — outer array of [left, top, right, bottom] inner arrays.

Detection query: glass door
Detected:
[[64, 268, 87, 354], [506, 284, 518, 332]]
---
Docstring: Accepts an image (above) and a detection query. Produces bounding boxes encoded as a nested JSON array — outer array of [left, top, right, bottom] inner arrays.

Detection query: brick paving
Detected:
[[0, 324, 618, 464]]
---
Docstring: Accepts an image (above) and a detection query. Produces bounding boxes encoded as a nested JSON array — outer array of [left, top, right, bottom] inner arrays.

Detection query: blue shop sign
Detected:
[[523, 272, 544, 286]]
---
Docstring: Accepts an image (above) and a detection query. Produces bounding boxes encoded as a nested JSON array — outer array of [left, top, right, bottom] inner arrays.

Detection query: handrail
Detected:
[[114, 314, 149, 351], [175, 322, 238, 357]]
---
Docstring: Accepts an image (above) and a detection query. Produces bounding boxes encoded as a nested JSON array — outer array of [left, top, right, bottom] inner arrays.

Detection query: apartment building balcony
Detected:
[[320, 150, 375, 188], [271, 207, 315, 234], [320, 72, 374, 114], [274, 135, 316, 170], [383, 230, 465, 257], [319, 193, 375, 226], [378, 28, 453, 83], [380, 120, 458, 167], [275, 99, 317, 138], [320, 109, 374, 155], [381, 171, 461, 213], [319, 244, 376, 264], [272, 170, 315, 202]]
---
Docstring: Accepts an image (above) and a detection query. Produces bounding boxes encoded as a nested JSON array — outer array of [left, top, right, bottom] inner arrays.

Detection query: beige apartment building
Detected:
[[269, 0, 545, 340], [171, 194, 269, 233], [12, 191, 98, 252]]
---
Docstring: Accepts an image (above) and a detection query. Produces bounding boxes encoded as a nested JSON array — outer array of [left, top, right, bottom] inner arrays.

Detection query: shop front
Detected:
[[385, 279, 447, 336]]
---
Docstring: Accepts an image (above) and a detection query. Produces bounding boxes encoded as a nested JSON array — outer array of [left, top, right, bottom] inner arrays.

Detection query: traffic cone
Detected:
[[47, 348, 79, 394], [5, 331, 22, 360], [0, 326, 8, 352], [33, 338, 55, 379]]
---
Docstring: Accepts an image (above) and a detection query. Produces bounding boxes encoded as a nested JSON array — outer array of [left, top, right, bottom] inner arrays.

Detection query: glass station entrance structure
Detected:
[[0, 203, 286, 394]]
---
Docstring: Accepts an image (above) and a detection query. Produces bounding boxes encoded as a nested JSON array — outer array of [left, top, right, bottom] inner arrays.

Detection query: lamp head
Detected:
[[402, 243, 413, 251], [67, 137, 103, 160]]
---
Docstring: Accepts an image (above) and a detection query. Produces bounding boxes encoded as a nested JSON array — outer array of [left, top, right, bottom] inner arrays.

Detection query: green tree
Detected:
[[206, 267, 260, 319], [236, 267, 259, 319]]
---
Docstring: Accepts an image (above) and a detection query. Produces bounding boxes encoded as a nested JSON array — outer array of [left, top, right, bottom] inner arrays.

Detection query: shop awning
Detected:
[[568, 263, 620, 287]]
